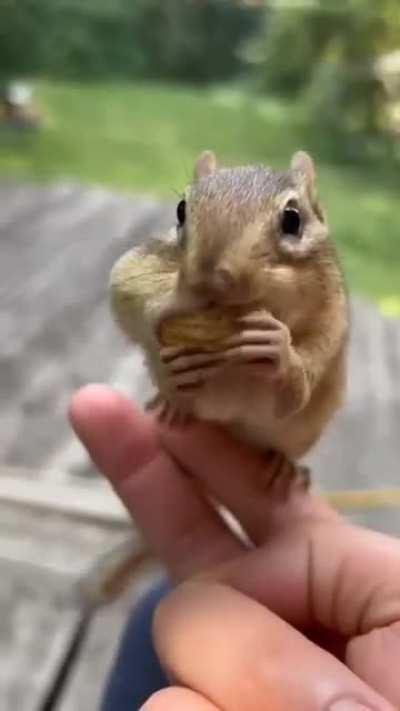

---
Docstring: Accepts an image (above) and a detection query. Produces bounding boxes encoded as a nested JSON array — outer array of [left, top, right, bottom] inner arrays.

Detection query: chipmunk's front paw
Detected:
[[222, 313, 292, 379], [145, 392, 192, 426], [160, 345, 223, 391], [262, 452, 311, 501], [158, 398, 192, 426], [149, 346, 223, 426]]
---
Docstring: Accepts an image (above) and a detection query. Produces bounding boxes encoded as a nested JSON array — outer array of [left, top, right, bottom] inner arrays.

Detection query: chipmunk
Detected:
[[110, 150, 348, 488]]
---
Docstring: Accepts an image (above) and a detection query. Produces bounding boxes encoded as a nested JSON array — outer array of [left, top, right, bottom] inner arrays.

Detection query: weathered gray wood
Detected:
[[0, 182, 169, 709], [59, 568, 162, 711], [0, 567, 81, 711], [0, 466, 129, 525], [0, 181, 173, 471], [308, 298, 400, 523], [0, 493, 137, 711], [0, 501, 130, 589]]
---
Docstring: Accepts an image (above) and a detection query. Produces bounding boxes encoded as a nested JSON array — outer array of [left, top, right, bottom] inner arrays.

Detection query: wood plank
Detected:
[[58, 568, 162, 711], [44, 346, 155, 479], [0, 501, 133, 581], [0, 443, 151, 711], [0, 182, 173, 470], [0, 490, 141, 710], [308, 298, 400, 492], [0, 570, 81, 711], [344, 506, 400, 537], [0, 547, 154, 711], [0, 182, 78, 232], [0, 468, 129, 525]]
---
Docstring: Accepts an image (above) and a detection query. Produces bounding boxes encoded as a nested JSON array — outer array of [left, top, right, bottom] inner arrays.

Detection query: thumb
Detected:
[[153, 581, 394, 711], [140, 688, 221, 710]]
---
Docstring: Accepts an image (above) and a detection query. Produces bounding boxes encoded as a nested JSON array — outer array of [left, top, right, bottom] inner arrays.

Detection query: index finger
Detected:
[[69, 385, 243, 579], [159, 419, 337, 543]]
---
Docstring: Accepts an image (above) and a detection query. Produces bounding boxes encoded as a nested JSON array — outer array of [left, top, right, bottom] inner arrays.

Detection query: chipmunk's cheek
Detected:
[[269, 268, 298, 299]]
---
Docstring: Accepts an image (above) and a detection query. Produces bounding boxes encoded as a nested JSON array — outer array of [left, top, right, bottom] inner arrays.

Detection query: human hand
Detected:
[[70, 385, 400, 711]]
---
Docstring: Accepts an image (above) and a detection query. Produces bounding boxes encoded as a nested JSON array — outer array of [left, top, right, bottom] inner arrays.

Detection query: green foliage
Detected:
[[0, 0, 263, 82], [253, 0, 400, 139], [127, 0, 263, 83], [0, 80, 399, 307], [253, 4, 333, 97]]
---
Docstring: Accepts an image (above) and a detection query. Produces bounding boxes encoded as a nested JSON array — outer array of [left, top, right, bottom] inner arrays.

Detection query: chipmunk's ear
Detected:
[[290, 151, 324, 220], [290, 151, 316, 193], [193, 150, 217, 181]]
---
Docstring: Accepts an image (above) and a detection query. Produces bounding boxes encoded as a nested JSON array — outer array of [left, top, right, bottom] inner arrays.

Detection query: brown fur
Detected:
[[110, 151, 348, 461]]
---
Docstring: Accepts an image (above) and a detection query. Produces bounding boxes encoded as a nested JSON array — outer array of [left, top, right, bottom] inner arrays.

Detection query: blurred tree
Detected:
[[254, 0, 400, 138], [0, 0, 264, 83], [130, 0, 264, 83], [0, 0, 53, 75], [250, 2, 333, 97]]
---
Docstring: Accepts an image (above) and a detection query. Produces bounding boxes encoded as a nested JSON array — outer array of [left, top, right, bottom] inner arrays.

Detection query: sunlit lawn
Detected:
[[0, 80, 399, 312]]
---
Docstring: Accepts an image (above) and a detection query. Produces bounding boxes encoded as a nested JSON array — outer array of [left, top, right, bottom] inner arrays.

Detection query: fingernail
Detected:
[[329, 700, 374, 711]]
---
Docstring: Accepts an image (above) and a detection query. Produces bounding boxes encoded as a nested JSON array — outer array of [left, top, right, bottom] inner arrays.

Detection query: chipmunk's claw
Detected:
[[262, 452, 310, 501], [145, 393, 164, 412], [222, 316, 291, 378], [160, 347, 222, 390], [146, 393, 192, 426], [158, 398, 192, 426]]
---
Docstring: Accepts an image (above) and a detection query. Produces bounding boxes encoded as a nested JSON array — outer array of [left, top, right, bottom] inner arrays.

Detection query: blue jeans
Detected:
[[101, 578, 172, 711]]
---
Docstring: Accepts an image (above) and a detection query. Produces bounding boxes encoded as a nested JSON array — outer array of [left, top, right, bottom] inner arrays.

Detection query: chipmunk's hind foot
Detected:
[[263, 451, 310, 501]]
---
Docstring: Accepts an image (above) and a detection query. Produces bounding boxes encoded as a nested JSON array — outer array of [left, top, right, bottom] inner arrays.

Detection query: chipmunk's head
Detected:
[[176, 150, 331, 314]]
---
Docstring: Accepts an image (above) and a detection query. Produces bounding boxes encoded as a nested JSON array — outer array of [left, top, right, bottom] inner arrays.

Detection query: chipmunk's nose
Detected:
[[192, 265, 251, 305], [212, 267, 235, 294]]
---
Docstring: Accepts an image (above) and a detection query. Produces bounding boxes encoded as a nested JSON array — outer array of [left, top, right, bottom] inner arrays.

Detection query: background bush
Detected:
[[253, 0, 400, 139], [0, 0, 264, 82]]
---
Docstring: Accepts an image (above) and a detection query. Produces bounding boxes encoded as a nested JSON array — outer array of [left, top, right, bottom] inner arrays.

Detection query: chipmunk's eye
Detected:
[[281, 206, 301, 238], [176, 199, 186, 227]]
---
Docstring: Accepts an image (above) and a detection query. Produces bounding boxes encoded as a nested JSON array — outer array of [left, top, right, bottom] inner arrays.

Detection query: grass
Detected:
[[0, 79, 399, 313]]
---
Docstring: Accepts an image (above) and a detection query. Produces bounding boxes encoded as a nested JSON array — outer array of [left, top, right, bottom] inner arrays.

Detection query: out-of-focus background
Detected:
[[1, 0, 400, 304], [0, 2, 399, 710]]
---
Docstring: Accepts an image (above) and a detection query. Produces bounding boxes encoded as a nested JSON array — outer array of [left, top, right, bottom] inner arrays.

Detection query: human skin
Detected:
[[70, 385, 400, 711]]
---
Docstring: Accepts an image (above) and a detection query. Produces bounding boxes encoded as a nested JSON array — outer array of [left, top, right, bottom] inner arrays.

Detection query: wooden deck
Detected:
[[0, 182, 399, 709], [0, 182, 170, 710]]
